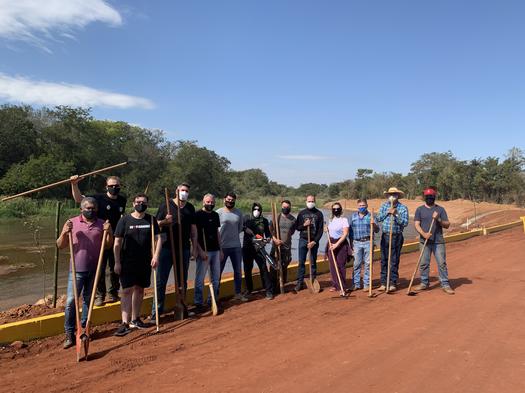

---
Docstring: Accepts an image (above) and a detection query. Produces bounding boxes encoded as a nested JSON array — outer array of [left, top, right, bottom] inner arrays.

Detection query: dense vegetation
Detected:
[[1, 105, 524, 215]]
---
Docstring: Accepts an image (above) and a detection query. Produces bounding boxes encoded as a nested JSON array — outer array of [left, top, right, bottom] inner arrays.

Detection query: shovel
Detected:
[[67, 230, 82, 362], [407, 219, 435, 296], [202, 229, 219, 316], [150, 216, 160, 332], [325, 225, 348, 298], [306, 226, 321, 293]]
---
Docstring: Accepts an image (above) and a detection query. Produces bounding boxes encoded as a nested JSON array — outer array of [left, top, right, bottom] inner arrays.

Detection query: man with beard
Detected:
[[414, 187, 454, 294]]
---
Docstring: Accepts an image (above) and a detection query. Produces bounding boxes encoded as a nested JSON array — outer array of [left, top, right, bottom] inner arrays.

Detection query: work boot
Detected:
[[442, 286, 455, 295], [414, 283, 429, 291], [63, 334, 75, 349]]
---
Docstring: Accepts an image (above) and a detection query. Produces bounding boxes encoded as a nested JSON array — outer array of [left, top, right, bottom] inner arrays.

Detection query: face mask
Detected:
[[204, 204, 215, 212], [82, 210, 95, 220], [107, 186, 120, 196], [332, 208, 342, 216], [425, 196, 436, 205], [388, 195, 398, 204], [281, 207, 291, 215], [134, 203, 147, 213], [225, 201, 235, 208], [179, 191, 189, 201], [306, 202, 315, 210], [358, 207, 367, 214], [253, 210, 261, 218]]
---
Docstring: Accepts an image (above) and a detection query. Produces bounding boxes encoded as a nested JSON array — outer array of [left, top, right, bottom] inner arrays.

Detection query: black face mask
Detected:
[[225, 201, 235, 208], [107, 186, 121, 196], [204, 204, 215, 212], [134, 203, 147, 213], [82, 210, 96, 220], [281, 207, 291, 215], [425, 196, 436, 205], [332, 208, 342, 217]]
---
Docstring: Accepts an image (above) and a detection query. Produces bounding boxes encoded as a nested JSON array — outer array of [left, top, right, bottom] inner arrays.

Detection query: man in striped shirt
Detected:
[[376, 187, 409, 292]]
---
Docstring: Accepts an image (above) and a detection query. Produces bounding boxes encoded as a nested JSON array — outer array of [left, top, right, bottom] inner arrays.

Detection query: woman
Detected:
[[326, 202, 350, 292]]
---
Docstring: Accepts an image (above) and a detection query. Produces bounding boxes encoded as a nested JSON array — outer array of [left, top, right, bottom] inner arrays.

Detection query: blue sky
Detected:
[[1, 0, 524, 186]]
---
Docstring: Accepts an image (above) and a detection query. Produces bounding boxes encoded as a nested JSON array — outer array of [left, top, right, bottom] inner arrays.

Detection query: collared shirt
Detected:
[[376, 201, 409, 234], [70, 215, 104, 272], [349, 211, 375, 241]]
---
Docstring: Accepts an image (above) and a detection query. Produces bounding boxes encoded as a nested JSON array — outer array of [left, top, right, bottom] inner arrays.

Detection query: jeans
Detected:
[[220, 247, 243, 295], [380, 233, 404, 286], [353, 240, 371, 288], [152, 246, 190, 318], [270, 244, 292, 293], [296, 237, 319, 286], [64, 270, 95, 335], [96, 249, 120, 299], [243, 247, 273, 295], [419, 242, 450, 287], [194, 250, 221, 305]]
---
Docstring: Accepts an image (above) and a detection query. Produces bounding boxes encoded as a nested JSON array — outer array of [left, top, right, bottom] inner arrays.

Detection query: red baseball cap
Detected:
[[423, 188, 437, 196]]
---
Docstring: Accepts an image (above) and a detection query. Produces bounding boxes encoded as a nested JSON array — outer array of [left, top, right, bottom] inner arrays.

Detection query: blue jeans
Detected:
[[296, 237, 319, 286], [152, 247, 190, 318], [419, 242, 450, 287], [64, 270, 95, 335], [194, 250, 221, 305], [353, 240, 371, 288], [380, 233, 404, 286], [220, 247, 243, 295]]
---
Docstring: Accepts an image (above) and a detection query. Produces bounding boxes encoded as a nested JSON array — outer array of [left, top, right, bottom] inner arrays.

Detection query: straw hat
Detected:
[[383, 187, 405, 198]]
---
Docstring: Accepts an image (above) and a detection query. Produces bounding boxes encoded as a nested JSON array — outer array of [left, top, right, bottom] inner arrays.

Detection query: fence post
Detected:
[[52, 201, 61, 308]]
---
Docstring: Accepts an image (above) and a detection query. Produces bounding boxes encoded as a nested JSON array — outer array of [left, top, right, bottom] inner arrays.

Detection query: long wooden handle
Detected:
[[175, 190, 185, 298], [165, 188, 182, 301], [326, 227, 345, 296], [406, 219, 436, 294], [1, 162, 127, 202], [386, 200, 394, 291], [151, 216, 159, 331], [369, 209, 374, 297], [86, 228, 108, 328], [68, 231, 81, 330]]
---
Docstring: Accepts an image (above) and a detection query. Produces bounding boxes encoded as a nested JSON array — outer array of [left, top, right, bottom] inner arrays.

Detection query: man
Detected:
[[70, 175, 126, 305], [193, 194, 223, 313], [414, 187, 455, 294], [376, 187, 409, 292], [217, 192, 248, 302], [114, 194, 161, 336], [293, 195, 324, 293], [269, 199, 296, 293], [153, 183, 197, 319], [56, 197, 113, 348], [242, 202, 273, 300], [349, 198, 379, 291]]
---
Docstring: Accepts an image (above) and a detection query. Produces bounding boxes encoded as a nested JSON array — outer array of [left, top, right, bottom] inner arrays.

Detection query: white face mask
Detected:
[[388, 195, 397, 204], [179, 190, 189, 201], [306, 202, 315, 210], [253, 210, 261, 218]]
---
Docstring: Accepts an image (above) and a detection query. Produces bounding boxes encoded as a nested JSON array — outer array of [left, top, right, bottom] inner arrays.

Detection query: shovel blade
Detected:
[[312, 278, 321, 293]]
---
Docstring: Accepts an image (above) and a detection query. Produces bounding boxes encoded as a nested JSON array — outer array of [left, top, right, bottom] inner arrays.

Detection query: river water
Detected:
[[0, 209, 417, 311]]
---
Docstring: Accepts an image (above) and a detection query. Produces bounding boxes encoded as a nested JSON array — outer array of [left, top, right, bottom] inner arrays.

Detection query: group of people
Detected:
[[59, 176, 455, 349]]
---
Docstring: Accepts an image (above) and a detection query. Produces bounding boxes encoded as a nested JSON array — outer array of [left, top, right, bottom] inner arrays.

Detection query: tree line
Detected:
[[1, 105, 524, 207]]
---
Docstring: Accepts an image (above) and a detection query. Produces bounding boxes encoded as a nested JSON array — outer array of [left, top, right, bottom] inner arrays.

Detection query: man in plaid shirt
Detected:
[[376, 187, 409, 292]]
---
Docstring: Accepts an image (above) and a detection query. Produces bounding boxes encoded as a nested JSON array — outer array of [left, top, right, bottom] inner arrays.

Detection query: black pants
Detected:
[[380, 232, 404, 286], [269, 245, 291, 293], [96, 249, 120, 299], [243, 247, 273, 295]]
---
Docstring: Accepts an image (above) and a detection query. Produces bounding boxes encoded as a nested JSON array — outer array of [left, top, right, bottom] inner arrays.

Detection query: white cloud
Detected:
[[278, 155, 333, 161], [0, 0, 122, 51], [0, 74, 154, 109]]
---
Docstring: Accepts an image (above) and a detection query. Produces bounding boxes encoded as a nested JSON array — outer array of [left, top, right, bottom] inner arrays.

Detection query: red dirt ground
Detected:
[[1, 227, 525, 393]]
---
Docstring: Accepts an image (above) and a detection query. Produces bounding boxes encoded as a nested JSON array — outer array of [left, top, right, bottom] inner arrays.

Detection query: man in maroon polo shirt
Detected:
[[57, 197, 113, 349]]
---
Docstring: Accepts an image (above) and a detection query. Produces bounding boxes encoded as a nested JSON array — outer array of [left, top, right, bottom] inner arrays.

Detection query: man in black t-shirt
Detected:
[[414, 187, 455, 295], [152, 183, 198, 320], [193, 193, 222, 312], [113, 193, 161, 336], [70, 175, 127, 305]]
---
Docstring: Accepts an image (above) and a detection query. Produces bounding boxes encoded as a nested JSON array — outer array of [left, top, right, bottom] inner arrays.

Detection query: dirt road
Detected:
[[2, 228, 524, 393]]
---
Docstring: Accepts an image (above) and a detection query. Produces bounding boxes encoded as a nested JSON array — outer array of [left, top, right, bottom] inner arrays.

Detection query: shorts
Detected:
[[119, 259, 151, 289]]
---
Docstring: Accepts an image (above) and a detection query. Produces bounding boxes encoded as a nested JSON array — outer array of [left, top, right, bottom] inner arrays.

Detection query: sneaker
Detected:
[[353, 285, 361, 290], [378, 285, 386, 291], [265, 293, 274, 300], [362, 287, 369, 292], [232, 293, 249, 302], [107, 293, 120, 303], [94, 297, 104, 307], [193, 304, 208, 315], [114, 323, 131, 336], [388, 285, 397, 292], [63, 335, 75, 349], [414, 283, 429, 291], [442, 286, 455, 295], [129, 318, 149, 329]]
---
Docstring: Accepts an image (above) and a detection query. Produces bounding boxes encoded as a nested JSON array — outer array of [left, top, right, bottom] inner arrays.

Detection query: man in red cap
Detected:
[[414, 187, 454, 294]]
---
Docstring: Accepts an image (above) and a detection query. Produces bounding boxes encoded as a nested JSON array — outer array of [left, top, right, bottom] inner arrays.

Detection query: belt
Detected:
[[354, 237, 370, 242]]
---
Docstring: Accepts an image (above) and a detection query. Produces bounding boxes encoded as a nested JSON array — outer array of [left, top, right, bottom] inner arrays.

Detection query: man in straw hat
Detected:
[[376, 187, 409, 292]]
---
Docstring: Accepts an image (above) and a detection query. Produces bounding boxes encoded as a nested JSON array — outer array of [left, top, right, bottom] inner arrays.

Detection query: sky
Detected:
[[0, 0, 524, 186]]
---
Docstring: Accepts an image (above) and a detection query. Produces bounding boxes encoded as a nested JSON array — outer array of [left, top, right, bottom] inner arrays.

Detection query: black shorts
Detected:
[[119, 259, 151, 289]]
